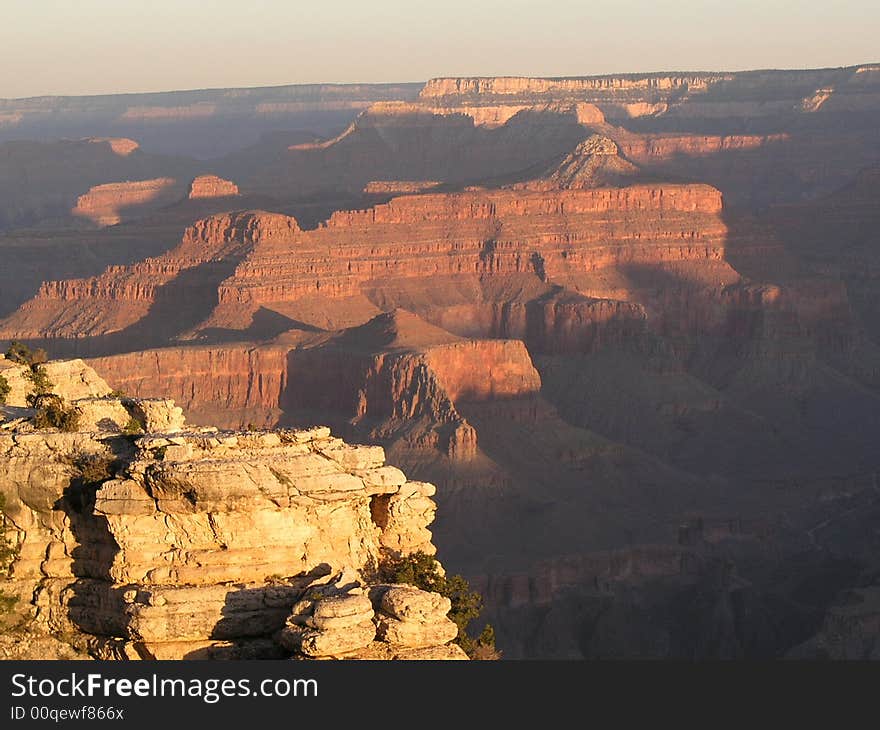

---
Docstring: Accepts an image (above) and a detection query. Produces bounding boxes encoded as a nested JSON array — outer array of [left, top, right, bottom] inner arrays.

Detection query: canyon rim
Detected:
[[1, 60, 880, 663]]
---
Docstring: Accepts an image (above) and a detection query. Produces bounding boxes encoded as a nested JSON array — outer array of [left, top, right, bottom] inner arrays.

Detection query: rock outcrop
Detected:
[[517, 134, 640, 189], [72, 178, 183, 227], [0, 356, 112, 407], [187, 175, 239, 199], [277, 571, 466, 659], [0, 360, 461, 660]]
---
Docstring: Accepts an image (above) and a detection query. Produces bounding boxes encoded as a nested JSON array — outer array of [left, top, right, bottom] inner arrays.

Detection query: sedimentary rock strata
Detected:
[[278, 572, 466, 659], [0, 360, 459, 660], [187, 174, 239, 199], [0, 181, 729, 342], [72, 178, 183, 227]]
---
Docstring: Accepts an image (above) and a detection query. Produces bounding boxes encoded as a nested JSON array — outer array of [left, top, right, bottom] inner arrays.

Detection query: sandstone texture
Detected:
[[0, 356, 112, 407], [277, 572, 463, 659], [0, 360, 458, 660]]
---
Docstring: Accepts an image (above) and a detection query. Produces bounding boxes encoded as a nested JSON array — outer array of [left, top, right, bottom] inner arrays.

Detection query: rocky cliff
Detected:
[[0, 212, 295, 341], [0, 83, 423, 158], [242, 66, 879, 208], [0, 181, 728, 344], [0, 359, 464, 660], [420, 66, 880, 123]]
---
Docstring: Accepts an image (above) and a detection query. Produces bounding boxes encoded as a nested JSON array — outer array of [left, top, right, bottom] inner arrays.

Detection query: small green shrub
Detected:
[[122, 416, 144, 436], [25, 364, 53, 401], [108, 389, 127, 399], [73, 453, 115, 487], [0, 494, 20, 616], [382, 551, 501, 659], [5, 341, 45, 366], [32, 395, 80, 432], [0, 374, 9, 405]]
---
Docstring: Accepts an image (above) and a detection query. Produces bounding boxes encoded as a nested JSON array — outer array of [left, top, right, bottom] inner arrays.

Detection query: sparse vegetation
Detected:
[[24, 364, 54, 404], [7, 341, 56, 409], [108, 389, 127, 399], [382, 551, 501, 660], [5, 341, 46, 367], [0, 494, 20, 616], [73, 453, 115, 487], [32, 394, 80, 432], [0, 374, 9, 405], [122, 416, 144, 436], [3, 344, 80, 432]]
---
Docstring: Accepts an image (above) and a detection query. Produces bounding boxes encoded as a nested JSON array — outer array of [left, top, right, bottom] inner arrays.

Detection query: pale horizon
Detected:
[[1, 0, 878, 98]]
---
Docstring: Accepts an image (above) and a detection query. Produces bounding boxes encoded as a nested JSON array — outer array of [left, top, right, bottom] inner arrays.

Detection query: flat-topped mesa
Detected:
[[361, 98, 606, 128], [182, 210, 300, 248], [323, 184, 722, 226], [187, 174, 239, 199], [87, 137, 140, 156], [72, 177, 181, 227], [421, 74, 732, 100], [0, 359, 459, 659]]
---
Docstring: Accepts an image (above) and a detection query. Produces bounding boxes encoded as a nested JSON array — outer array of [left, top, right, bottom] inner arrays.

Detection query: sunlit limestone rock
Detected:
[[0, 360, 458, 660]]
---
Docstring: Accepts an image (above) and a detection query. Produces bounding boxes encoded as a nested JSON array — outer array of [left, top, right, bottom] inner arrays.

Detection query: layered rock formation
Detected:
[[0, 360, 461, 660], [187, 175, 239, 200], [0, 212, 292, 341], [72, 178, 183, 227], [278, 573, 466, 659], [240, 65, 880, 208], [0, 180, 731, 344], [282, 310, 543, 461], [0, 83, 423, 158], [516, 134, 640, 190], [420, 66, 880, 125], [3, 64, 880, 661]]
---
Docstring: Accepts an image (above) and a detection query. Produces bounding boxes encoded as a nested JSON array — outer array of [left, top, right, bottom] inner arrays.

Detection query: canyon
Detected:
[[1, 65, 880, 658]]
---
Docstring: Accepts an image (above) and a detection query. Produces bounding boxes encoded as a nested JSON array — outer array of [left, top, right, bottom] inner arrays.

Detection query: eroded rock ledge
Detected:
[[0, 359, 463, 660]]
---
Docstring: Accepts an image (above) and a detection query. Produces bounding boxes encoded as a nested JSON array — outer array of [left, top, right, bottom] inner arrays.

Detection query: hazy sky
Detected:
[[1, 0, 878, 98]]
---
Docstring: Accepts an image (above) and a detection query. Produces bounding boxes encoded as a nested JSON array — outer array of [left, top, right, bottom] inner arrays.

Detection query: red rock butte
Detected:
[[188, 174, 240, 199]]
